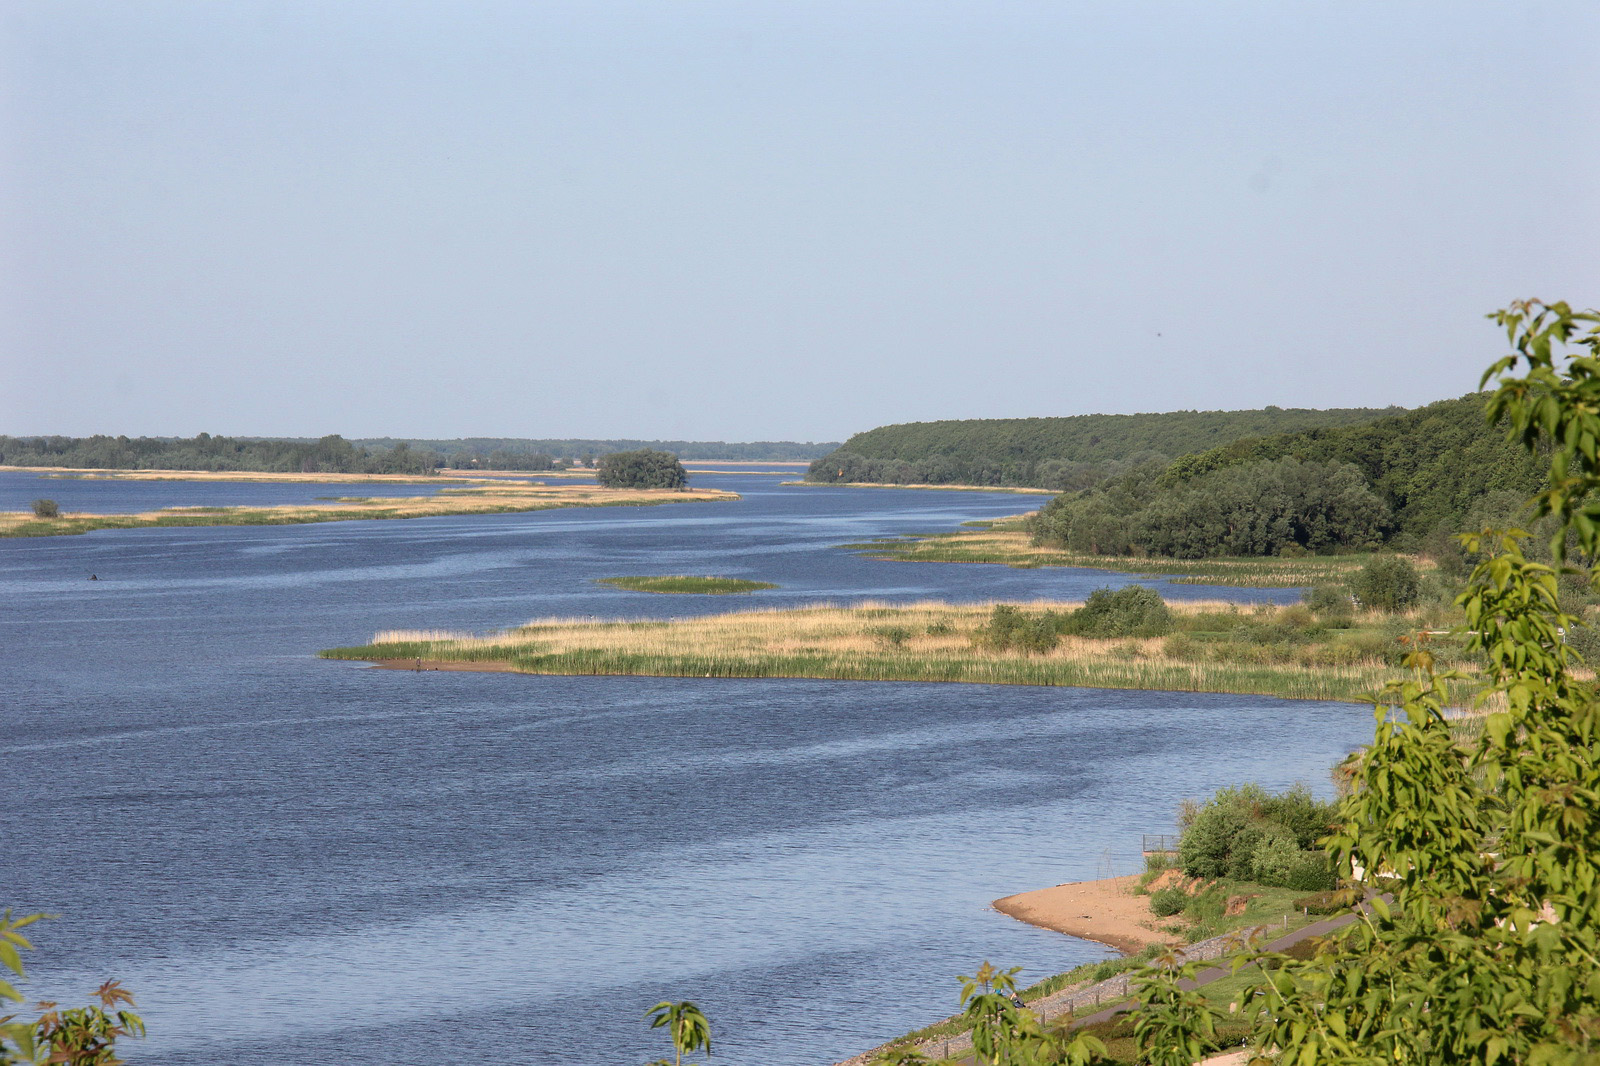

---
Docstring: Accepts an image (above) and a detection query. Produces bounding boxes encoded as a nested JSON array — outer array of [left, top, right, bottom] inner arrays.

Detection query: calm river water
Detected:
[[0, 469, 1373, 1065]]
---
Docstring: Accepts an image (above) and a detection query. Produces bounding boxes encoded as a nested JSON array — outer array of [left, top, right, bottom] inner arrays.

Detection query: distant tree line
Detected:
[[1027, 394, 1543, 558], [0, 434, 839, 475], [805, 406, 1396, 488], [361, 437, 840, 463], [0, 433, 439, 475]]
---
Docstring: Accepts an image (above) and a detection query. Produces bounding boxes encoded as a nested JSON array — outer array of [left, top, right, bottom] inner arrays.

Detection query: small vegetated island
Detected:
[[0, 445, 735, 537], [596, 575, 779, 594], [322, 571, 1496, 702]]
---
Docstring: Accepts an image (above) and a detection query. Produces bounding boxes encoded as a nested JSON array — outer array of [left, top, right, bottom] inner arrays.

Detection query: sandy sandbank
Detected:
[[993, 873, 1179, 955]]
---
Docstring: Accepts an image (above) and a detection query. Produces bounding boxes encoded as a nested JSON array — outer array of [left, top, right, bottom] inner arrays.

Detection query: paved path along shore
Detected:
[[835, 900, 1364, 1065]]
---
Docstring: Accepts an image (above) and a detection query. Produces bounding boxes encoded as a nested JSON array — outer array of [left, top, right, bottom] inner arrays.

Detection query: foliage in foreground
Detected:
[[1, 911, 144, 1066]]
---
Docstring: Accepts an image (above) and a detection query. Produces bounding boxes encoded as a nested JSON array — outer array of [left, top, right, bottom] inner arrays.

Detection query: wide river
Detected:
[[0, 469, 1373, 1065]]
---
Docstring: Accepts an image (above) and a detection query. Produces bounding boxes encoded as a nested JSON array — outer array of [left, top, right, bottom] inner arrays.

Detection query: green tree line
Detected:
[[0, 433, 440, 475], [361, 437, 840, 463], [1028, 394, 1544, 558], [805, 407, 1395, 488]]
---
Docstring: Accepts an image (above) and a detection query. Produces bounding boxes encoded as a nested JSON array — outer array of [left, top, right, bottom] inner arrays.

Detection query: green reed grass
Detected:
[[846, 532, 1373, 587], [323, 640, 1409, 702]]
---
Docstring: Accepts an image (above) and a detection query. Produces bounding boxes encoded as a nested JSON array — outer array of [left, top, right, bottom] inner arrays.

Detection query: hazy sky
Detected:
[[3, 2, 1597, 442]]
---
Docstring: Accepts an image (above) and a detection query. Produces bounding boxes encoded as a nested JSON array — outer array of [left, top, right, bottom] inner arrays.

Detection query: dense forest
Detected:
[[0, 433, 440, 475], [1029, 394, 1543, 557], [362, 438, 839, 464], [804, 407, 1395, 488]]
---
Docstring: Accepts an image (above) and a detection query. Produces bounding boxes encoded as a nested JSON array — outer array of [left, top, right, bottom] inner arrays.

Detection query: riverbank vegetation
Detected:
[[805, 406, 1392, 489], [321, 595, 1484, 703], [842, 516, 1379, 587], [596, 575, 778, 594], [1028, 394, 1542, 559], [0, 483, 738, 538]]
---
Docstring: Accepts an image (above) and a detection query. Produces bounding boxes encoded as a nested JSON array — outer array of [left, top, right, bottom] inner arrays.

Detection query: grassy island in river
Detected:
[[321, 598, 1479, 704], [597, 575, 779, 594], [0, 478, 737, 537]]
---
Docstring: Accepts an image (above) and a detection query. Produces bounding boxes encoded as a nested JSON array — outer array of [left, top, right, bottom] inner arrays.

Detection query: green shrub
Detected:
[[1178, 783, 1338, 882], [1291, 890, 1347, 915], [1059, 585, 1173, 638], [1161, 633, 1200, 660], [1283, 850, 1337, 891], [1248, 830, 1301, 886], [1350, 555, 1422, 612], [973, 604, 1060, 654], [30, 498, 58, 518], [1303, 583, 1352, 618], [1150, 885, 1188, 917], [1183, 883, 1227, 924]]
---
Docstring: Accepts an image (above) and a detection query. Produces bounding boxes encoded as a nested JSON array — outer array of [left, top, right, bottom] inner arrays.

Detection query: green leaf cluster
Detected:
[[1, 911, 145, 1066]]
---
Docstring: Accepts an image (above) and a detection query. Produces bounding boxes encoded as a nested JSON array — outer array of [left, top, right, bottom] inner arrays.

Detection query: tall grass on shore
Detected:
[[322, 600, 1466, 703], [843, 521, 1381, 588]]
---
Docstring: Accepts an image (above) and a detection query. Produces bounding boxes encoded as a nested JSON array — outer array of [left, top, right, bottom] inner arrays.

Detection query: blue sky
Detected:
[[3, 2, 1596, 441]]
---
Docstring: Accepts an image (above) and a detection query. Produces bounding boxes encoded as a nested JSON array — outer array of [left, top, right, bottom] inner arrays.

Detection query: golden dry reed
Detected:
[[327, 599, 1426, 703]]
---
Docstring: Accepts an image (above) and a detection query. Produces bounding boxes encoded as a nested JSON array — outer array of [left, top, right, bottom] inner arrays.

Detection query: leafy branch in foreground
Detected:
[[0, 910, 145, 1066], [645, 1000, 711, 1066], [1206, 299, 1600, 1064]]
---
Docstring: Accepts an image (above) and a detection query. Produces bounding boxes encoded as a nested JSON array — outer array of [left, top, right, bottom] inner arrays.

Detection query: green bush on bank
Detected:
[[975, 587, 1175, 654], [1178, 783, 1338, 891]]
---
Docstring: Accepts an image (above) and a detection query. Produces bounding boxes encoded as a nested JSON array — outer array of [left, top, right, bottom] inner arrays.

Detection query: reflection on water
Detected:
[[0, 472, 1368, 1064]]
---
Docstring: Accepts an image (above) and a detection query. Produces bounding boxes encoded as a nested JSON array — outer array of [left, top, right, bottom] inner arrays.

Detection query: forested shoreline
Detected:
[[0, 433, 441, 475], [805, 406, 1394, 489], [1029, 394, 1542, 558], [0, 433, 837, 475]]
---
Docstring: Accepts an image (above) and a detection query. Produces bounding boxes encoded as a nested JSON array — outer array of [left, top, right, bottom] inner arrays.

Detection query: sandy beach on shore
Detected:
[[992, 873, 1179, 955]]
